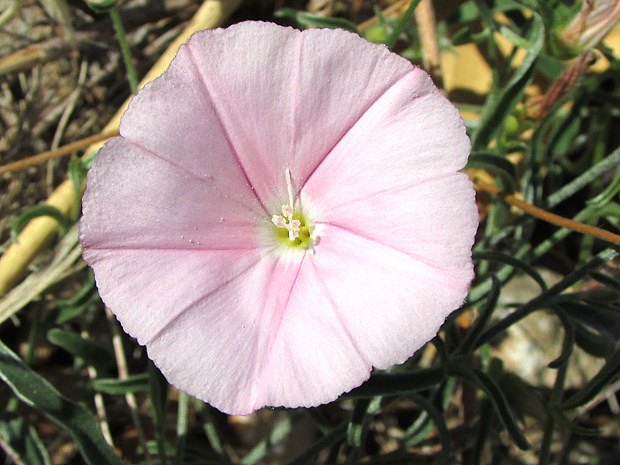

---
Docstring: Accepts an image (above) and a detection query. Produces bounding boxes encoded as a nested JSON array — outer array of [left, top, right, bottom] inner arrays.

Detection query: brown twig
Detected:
[[0, 129, 120, 176], [475, 179, 620, 246]]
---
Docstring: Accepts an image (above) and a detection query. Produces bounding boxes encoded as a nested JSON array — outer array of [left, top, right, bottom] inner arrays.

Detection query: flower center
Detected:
[[271, 205, 313, 248], [270, 168, 314, 250]]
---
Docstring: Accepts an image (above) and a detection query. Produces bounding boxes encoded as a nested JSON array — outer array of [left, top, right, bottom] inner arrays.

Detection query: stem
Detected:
[[109, 7, 138, 94], [0, 130, 120, 176], [539, 356, 569, 465], [475, 179, 620, 246]]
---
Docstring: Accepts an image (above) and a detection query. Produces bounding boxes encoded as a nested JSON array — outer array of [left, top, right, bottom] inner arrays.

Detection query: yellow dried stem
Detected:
[[415, 0, 443, 86], [0, 0, 244, 296], [475, 179, 620, 246]]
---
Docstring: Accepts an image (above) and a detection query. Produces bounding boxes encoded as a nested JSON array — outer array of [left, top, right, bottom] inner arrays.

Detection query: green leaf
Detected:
[[384, 0, 422, 49], [47, 271, 98, 325], [550, 298, 620, 340], [47, 329, 115, 374], [347, 397, 377, 448], [472, 13, 544, 150], [448, 366, 530, 450], [84, 0, 118, 12], [286, 424, 347, 465], [458, 275, 501, 355], [477, 249, 619, 348], [68, 158, 89, 219], [149, 361, 170, 465], [562, 348, 620, 410], [499, 372, 546, 420], [274, 9, 359, 33], [344, 368, 445, 398], [0, 339, 126, 465], [547, 308, 575, 369], [92, 374, 150, 394], [11, 205, 70, 244], [0, 417, 52, 465], [473, 251, 548, 291], [543, 145, 620, 209], [240, 416, 295, 465], [574, 322, 616, 358], [406, 392, 452, 462]]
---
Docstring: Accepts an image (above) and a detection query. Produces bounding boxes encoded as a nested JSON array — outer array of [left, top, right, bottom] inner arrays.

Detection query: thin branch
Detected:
[[0, 130, 119, 176], [475, 179, 620, 246]]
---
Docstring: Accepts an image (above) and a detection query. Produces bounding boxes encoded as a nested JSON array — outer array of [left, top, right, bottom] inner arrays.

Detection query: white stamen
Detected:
[[281, 204, 294, 219], [288, 219, 301, 240], [272, 214, 287, 228], [285, 168, 295, 208], [272, 204, 300, 241]]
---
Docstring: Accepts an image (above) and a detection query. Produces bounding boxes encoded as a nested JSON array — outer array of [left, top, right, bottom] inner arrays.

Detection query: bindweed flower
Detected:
[[561, 0, 620, 51], [80, 21, 478, 415]]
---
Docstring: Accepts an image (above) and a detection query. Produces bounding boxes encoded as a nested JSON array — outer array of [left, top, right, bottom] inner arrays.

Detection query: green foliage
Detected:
[[0, 340, 125, 465], [2, 0, 620, 463], [11, 205, 70, 244], [274, 8, 359, 33]]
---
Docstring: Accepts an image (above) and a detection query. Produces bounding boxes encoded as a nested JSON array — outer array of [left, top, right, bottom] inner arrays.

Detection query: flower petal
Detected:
[[303, 69, 471, 213], [143, 254, 305, 415], [82, 248, 263, 346], [314, 173, 478, 272], [307, 225, 470, 368], [83, 246, 305, 415], [252, 223, 470, 410], [184, 22, 413, 208], [80, 21, 478, 416], [119, 44, 257, 197], [81, 138, 264, 251]]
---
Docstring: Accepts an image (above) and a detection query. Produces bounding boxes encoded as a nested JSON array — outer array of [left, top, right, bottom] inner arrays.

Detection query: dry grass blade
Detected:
[[0, 130, 120, 176]]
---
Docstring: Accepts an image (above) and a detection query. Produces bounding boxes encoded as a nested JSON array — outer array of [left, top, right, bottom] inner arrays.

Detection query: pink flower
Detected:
[[80, 21, 478, 415]]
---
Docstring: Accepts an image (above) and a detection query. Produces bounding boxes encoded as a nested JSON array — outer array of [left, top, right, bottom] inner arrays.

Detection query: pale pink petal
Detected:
[[303, 69, 471, 212], [252, 257, 371, 410], [82, 248, 263, 346], [305, 225, 470, 369], [146, 255, 306, 415], [80, 138, 264, 251], [314, 174, 478, 271], [83, 246, 308, 415], [289, 27, 414, 191], [184, 22, 413, 209], [80, 21, 478, 416], [119, 44, 256, 198], [252, 223, 470, 410]]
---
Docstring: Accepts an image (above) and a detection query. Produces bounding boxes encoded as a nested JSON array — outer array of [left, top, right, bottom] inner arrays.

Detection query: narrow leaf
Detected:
[[449, 366, 530, 450], [344, 368, 445, 399], [11, 205, 69, 244], [47, 329, 115, 374], [472, 13, 544, 150], [274, 8, 358, 33], [92, 374, 150, 394], [0, 339, 125, 465]]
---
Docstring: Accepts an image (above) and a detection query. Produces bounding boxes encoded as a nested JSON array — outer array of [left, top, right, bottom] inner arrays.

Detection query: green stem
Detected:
[[385, 0, 422, 49], [174, 391, 189, 465], [109, 7, 138, 94], [538, 354, 569, 465]]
